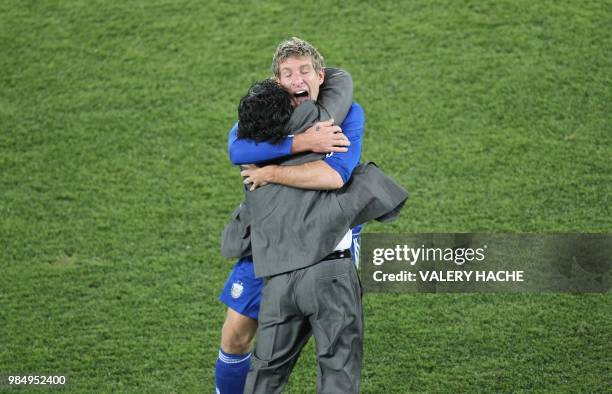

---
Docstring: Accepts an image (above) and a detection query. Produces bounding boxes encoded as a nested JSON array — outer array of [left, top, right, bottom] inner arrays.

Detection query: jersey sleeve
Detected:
[[228, 122, 294, 165], [323, 103, 365, 184]]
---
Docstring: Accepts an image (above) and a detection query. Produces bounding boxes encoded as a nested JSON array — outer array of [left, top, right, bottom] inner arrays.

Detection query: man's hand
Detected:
[[292, 119, 350, 154], [241, 164, 277, 191]]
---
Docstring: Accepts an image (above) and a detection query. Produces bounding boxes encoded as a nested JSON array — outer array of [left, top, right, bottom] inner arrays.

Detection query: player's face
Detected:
[[276, 56, 324, 108]]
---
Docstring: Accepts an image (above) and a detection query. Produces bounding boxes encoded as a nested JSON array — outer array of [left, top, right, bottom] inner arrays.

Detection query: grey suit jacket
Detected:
[[222, 160, 409, 278]]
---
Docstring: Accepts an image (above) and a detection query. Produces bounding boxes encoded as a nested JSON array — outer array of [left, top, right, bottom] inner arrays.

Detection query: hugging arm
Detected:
[[241, 104, 365, 190]]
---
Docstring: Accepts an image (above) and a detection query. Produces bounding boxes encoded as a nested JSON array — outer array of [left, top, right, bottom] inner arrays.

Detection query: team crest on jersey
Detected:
[[231, 281, 244, 299]]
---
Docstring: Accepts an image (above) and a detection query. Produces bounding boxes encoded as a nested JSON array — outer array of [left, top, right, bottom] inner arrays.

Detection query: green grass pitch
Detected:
[[1, 1, 610, 392]]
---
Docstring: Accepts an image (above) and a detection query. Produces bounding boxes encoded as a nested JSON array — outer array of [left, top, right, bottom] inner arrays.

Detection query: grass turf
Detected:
[[1, 0, 610, 392]]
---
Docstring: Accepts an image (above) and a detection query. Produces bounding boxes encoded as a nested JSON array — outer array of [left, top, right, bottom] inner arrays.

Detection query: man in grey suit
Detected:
[[233, 79, 364, 394]]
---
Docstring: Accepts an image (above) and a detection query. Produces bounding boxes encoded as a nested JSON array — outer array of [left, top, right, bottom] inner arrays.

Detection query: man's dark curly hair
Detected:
[[237, 79, 293, 144]]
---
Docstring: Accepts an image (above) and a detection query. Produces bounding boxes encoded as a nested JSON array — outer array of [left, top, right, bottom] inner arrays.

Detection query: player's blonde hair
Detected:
[[271, 37, 325, 77]]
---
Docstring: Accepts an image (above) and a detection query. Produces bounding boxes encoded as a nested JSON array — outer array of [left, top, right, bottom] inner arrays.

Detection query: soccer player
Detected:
[[215, 37, 364, 394]]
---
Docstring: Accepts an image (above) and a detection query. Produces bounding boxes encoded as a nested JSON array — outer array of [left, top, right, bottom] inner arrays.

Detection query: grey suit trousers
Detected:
[[244, 256, 363, 394]]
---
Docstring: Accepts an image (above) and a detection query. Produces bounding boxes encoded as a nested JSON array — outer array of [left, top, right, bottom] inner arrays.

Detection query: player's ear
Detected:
[[318, 68, 325, 85]]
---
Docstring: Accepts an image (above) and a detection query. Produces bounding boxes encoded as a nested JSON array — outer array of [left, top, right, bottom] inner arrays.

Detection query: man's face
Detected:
[[276, 56, 324, 108]]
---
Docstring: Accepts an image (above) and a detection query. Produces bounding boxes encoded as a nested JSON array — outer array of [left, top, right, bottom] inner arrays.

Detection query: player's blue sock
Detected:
[[215, 348, 251, 394]]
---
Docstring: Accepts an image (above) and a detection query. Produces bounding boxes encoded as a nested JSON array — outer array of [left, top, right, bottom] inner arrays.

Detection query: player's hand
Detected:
[[293, 119, 350, 154], [241, 164, 275, 191]]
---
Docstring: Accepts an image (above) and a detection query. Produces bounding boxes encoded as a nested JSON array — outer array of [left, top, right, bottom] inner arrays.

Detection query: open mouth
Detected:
[[294, 90, 309, 99], [292, 90, 310, 106]]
